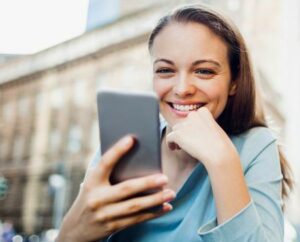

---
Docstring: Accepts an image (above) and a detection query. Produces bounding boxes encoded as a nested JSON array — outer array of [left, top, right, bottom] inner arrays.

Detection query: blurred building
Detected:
[[0, 54, 22, 66], [0, 0, 298, 235]]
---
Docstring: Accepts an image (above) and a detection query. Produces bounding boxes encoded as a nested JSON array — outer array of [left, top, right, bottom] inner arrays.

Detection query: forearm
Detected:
[[205, 152, 251, 225]]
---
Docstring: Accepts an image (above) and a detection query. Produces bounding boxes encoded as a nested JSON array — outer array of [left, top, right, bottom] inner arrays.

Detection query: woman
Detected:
[[57, 4, 293, 242]]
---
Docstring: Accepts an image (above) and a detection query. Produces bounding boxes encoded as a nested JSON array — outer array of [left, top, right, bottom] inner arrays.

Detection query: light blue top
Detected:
[[89, 120, 284, 242]]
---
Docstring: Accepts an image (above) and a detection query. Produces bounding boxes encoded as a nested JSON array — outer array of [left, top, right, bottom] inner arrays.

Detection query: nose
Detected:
[[173, 73, 196, 97]]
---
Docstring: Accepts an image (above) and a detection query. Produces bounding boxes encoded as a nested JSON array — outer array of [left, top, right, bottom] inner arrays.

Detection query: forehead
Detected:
[[151, 22, 228, 64]]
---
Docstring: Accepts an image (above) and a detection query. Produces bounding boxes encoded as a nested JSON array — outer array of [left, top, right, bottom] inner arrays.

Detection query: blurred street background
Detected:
[[0, 0, 300, 241]]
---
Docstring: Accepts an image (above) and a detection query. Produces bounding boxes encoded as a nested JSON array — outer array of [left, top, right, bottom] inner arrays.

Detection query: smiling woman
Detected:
[[57, 4, 293, 242]]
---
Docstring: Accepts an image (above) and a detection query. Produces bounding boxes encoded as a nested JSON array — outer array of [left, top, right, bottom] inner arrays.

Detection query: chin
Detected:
[[160, 113, 185, 128]]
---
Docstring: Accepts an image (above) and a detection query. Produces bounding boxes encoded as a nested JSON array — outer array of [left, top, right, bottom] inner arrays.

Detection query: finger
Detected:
[[92, 136, 135, 183], [166, 130, 177, 143], [166, 131, 181, 150], [112, 174, 169, 200], [168, 142, 177, 150], [102, 203, 172, 234], [168, 142, 181, 151], [171, 122, 185, 131], [97, 189, 175, 221], [97, 200, 173, 226], [86, 174, 169, 210], [99, 203, 172, 236]]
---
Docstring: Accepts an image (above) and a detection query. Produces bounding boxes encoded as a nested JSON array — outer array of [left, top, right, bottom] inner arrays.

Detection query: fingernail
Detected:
[[122, 136, 132, 146], [163, 189, 176, 202], [155, 175, 168, 185], [163, 203, 173, 212], [168, 142, 175, 150]]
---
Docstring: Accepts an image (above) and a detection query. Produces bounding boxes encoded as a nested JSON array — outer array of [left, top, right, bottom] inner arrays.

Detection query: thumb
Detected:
[[90, 136, 134, 184]]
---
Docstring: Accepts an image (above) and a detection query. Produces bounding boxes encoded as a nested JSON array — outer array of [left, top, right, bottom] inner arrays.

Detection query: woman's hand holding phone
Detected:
[[56, 136, 175, 242]]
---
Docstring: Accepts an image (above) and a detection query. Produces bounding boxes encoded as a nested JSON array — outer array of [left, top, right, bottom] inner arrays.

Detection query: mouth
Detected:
[[167, 102, 206, 112]]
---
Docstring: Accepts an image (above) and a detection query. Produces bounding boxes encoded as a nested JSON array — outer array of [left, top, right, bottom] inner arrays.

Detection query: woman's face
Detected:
[[151, 22, 236, 127]]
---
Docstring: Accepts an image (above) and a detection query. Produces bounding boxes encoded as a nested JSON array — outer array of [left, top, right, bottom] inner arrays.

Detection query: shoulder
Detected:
[[230, 127, 279, 168], [231, 126, 276, 151]]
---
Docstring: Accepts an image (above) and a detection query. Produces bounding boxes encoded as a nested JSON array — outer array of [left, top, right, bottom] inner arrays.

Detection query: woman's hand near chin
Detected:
[[56, 136, 175, 242], [166, 106, 238, 167]]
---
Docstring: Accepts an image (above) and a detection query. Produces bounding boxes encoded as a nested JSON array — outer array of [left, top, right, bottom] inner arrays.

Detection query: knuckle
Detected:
[[86, 197, 97, 210], [152, 192, 163, 204], [160, 192, 167, 203], [156, 191, 168, 203], [114, 144, 124, 155], [86, 193, 103, 210], [120, 183, 132, 194], [96, 211, 110, 223], [105, 222, 118, 234], [134, 216, 143, 224], [128, 202, 142, 212], [136, 213, 153, 223], [145, 177, 156, 187]]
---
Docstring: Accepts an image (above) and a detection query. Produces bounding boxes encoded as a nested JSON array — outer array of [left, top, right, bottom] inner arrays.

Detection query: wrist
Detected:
[[202, 143, 241, 172], [204, 149, 240, 175], [56, 218, 82, 242]]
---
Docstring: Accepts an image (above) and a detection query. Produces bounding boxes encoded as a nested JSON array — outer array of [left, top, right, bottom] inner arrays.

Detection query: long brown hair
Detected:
[[148, 5, 293, 200]]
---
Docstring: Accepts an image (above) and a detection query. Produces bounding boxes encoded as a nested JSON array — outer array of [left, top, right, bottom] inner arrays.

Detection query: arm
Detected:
[[204, 149, 251, 225], [166, 108, 283, 241], [197, 139, 283, 241]]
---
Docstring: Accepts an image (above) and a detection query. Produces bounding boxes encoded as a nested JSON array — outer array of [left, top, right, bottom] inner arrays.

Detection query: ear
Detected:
[[229, 82, 237, 96]]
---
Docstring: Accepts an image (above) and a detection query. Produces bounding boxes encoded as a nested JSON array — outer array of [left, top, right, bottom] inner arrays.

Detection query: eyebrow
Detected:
[[192, 59, 221, 67], [154, 58, 174, 65], [154, 58, 221, 67]]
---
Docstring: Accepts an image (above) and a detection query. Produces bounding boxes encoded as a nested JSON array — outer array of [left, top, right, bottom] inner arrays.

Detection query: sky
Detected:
[[0, 0, 89, 54]]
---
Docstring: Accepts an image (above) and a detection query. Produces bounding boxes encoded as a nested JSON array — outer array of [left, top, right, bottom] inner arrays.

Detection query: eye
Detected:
[[195, 69, 216, 75], [155, 68, 174, 74]]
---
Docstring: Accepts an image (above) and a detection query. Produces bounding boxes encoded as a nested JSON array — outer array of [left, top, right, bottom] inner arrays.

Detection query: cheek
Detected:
[[203, 83, 230, 117], [203, 81, 230, 101], [153, 79, 171, 100]]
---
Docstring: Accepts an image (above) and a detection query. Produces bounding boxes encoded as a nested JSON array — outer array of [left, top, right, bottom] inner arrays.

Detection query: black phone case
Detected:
[[97, 89, 162, 185]]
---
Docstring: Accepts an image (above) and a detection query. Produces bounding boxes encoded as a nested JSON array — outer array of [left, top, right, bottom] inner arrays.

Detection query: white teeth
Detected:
[[172, 103, 202, 111]]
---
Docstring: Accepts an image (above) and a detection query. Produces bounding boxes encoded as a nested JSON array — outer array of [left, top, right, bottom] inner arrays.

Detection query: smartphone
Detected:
[[97, 89, 162, 186]]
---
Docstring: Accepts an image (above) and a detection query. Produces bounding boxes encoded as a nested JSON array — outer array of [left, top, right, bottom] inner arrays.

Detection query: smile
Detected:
[[168, 102, 205, 112]]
